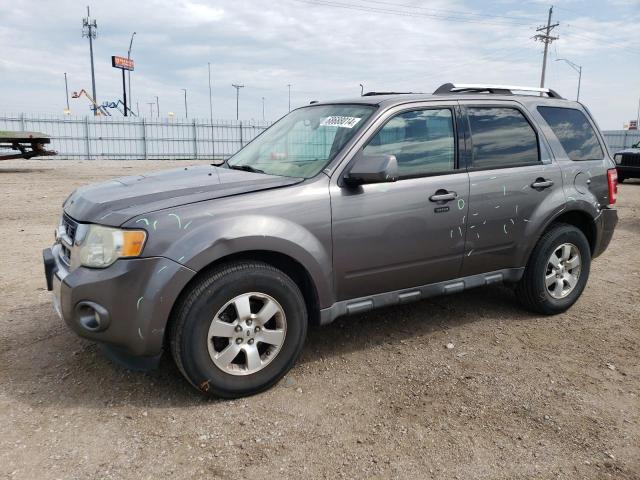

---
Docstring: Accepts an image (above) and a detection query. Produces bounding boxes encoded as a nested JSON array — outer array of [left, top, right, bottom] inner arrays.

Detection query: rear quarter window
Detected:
[[537, 106, 604, 161]]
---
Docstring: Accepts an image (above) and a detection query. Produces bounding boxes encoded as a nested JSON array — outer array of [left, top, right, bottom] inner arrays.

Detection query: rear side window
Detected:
[[467, 107, 539, 169], [363, 108, 455, 177], [537, 106, 604, 161]]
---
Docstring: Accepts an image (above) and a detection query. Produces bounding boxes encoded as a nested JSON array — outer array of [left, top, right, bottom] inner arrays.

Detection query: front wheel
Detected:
[[170, 261, 308, 398], [516, 224, 591, 315]]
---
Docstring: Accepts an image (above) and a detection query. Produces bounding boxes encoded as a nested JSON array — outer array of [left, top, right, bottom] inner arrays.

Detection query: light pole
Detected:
[[181, 88, 188, 118], [127, 32, 136, 115], [208, 62, 213, 123], [287, 84, 291, 112], [232, 84, 244, 121], [155, 96, 159, 118], [147, 102, 154, 118], [555, 58, 582, 101], [64, 73, 70, 113], [262, 97, 265, 121], [82, 6, 98, 115]]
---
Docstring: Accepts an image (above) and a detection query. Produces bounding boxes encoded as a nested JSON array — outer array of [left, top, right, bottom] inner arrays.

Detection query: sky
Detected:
[[1, 0, 639, 129]]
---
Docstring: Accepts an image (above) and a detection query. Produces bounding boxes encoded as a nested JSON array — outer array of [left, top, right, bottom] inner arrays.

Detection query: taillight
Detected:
[[607, 168, 618, 205]]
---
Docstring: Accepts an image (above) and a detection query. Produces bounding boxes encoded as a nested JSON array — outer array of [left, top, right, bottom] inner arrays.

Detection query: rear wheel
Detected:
[[516, 224, 591, 315], [170, 261, 307, 398]]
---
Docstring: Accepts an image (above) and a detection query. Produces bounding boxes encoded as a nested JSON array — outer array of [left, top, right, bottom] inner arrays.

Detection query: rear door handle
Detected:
[[531, 179, 554, 189], [429, 190, 458, 202]]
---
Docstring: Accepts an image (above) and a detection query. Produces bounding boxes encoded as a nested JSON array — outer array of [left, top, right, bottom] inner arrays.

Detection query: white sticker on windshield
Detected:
[[320, 116, 362, 128]]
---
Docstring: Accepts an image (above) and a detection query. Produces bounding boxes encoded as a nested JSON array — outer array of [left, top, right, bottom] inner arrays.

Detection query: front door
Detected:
[[330, 106, 470, 301]]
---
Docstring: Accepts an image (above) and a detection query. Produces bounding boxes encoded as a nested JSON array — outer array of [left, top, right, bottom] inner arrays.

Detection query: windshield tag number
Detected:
[[320, 116, 362, 129]]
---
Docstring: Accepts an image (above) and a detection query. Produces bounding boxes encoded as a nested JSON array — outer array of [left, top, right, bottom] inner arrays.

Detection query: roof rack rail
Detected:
[[433, 83, 563, 99], [362, 91, 417, 96]]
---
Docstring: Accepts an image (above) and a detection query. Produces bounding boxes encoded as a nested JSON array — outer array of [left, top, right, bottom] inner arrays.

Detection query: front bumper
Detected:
[[592, 208, 618, 258], [43, 244, 195, 361], [616, 165, 640, 179]]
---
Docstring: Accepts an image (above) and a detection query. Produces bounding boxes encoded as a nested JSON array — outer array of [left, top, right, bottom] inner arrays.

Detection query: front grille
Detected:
[[59, 214, 79, 265], [620, 153, 640, 167]]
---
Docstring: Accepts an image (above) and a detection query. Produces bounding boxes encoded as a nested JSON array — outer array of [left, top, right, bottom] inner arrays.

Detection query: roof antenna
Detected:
[[359, 83, 364, 96]]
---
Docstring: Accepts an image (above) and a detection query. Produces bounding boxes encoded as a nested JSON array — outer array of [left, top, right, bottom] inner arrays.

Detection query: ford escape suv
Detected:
[[43, 83, 618, 398]]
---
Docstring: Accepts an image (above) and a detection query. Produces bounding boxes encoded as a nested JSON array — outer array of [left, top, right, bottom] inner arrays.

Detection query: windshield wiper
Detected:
[[227, 164, 265, 174]]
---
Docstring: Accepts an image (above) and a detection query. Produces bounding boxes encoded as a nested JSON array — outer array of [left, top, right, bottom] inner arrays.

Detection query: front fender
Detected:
[[127, 211, 334, 308]]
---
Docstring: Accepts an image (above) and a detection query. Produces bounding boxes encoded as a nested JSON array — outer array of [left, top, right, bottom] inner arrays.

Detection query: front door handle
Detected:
[[429, 190, 458, 202], [531, 178, 554, 189]]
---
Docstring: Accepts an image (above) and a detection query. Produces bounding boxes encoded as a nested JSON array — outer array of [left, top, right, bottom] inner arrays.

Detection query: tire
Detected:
[[516, 223, 591, 315], [169, 261, 308, 398]]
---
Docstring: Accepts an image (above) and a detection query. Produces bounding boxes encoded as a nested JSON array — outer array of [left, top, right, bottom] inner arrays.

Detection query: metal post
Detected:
[[142, 117, 147, 160], [208, 62, 215, 161], [156, 96, 159, 118], [20, 113, 25, 131], [84, 116, 91, 159], [576, 66, 582, 102], [232, 84, 244, 120], [121, 68, 128, 116], [239, 121, 244, 148], [64, 73, 70, 111], [193, 119, 198, 159], [127, 32, 136, 115], [181, 89, 188, 118]]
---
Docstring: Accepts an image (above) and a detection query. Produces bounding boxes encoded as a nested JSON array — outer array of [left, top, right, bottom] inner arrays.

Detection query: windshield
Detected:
[[227, 104, 376, 178]]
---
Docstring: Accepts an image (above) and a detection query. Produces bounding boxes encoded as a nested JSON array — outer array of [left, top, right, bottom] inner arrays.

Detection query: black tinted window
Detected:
[[364, 108, 455, 177], [537, 106, 604, 161], [468, 107, 539, 168]]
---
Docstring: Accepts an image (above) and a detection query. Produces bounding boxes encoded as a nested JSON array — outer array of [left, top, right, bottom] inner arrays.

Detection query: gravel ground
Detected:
[[0, 160, 638, 480]]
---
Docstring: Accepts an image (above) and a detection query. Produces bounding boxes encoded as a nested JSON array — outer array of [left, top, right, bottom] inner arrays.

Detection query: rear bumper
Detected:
[[592, 208, 618, 258], [44, 244, 196, 361]]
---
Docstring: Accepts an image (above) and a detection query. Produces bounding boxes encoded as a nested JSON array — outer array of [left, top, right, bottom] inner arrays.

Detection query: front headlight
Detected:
[[77, 225, 147, 268]]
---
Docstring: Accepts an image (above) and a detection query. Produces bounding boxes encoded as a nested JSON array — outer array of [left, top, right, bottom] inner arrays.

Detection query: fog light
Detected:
[[75, 301, 110, 332]]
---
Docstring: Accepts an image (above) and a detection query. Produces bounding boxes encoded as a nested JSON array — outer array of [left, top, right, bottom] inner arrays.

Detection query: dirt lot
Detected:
[[0, 160, 638, 480]]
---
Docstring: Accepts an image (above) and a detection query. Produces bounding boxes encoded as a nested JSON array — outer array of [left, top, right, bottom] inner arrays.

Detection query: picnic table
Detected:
[[0, 130, 57, 160]]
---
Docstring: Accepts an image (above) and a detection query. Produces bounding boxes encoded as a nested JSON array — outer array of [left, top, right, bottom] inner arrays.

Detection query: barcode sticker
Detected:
[[320, 116, 362, 128]]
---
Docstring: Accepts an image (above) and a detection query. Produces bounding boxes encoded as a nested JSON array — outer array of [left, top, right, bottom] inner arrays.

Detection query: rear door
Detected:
[[330, 103, 470, 301], [458, 101, 564, 276]]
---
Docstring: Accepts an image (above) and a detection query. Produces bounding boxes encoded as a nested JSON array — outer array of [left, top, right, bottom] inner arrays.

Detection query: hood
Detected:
[[63, 165, 303, 226]]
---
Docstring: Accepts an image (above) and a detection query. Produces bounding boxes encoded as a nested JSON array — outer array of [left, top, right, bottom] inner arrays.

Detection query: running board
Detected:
[[319, 268, 524, 325]]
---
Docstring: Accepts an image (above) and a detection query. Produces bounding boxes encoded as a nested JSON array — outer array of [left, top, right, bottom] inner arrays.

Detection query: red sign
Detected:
[[111, 56, 134, 71]]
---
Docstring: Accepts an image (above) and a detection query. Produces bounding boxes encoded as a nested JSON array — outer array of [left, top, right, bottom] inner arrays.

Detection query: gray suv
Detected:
[[43, 83, 618, 397]]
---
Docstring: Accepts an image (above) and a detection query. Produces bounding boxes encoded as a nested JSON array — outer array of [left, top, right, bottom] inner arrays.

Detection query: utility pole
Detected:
[[262, 97, 265, 121], [127, 32, 136, 115], [147, 102, 154, 118], [555, 58, 582, 101], [232, 84, 244, 121], [208, 62, 213, 123], [82, 6, 98, 115], [155, 96, 160, 118], [181, 88, 188, 118], [534, 6, 559, 89], [287, 84, 292, 112], [64, 73, 70, 112]]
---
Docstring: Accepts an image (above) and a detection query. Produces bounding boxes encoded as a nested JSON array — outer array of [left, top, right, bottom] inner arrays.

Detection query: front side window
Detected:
[[467, 107, 539, 169], [227, 104, 376, 178], [363, 108, 455, 177], [537, 106, 604, 161]]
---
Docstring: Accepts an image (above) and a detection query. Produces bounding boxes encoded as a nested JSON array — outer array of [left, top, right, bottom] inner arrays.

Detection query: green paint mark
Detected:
[[158, 266, 168, 273], [136, 218, 149, 226], [183, 220, 192, 230], [178, 256, 185, 262], [136, 297, 144, 310], [457, 198, 465, 210], [153, 220, 158, 230], [168, 213, 182, 229]]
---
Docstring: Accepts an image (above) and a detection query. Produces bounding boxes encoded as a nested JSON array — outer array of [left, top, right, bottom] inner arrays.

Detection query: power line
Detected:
[[356, 0, 538, 23], [290, 0, 534, 26]]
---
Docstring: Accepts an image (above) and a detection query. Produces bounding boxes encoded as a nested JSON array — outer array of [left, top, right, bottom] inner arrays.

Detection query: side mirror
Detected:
[[344, 152, 398, 186]]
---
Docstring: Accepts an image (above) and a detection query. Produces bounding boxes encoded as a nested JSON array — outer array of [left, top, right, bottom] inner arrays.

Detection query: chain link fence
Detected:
[[0, 114, 272, 160], [1, 114, 638, 160]]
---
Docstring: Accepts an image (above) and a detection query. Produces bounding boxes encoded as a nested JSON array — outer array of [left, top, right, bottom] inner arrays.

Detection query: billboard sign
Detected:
[[111, 55, 134, 71]]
